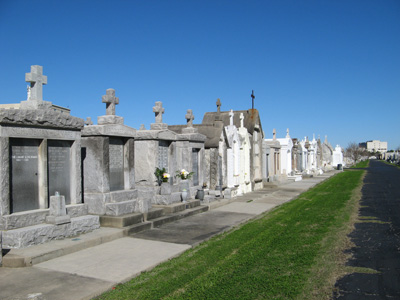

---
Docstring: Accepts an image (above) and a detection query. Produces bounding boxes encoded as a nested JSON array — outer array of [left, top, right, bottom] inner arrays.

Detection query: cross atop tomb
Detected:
[[251, 90, 255, 110], [102, 89, 119, 115], [185, 109, 194, 127], [25, 65, 47, 101], [273, 128, 276, 141], [240, 113, 244, 128], [216, 98, 221, 113], [229, 109, 234, 126], [85, 117, 93, 126], [153, 101, 164, 123]]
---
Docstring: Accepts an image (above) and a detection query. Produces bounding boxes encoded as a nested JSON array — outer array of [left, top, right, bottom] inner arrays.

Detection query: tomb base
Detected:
[[154, 192, 181, 205], [0, 204, 89, 230], [1, 215, 100, 249], [105, 200, 138, 216], [97, 115, 124, 125], [84, 189, 139, 216], [150, 123, 168, 130]]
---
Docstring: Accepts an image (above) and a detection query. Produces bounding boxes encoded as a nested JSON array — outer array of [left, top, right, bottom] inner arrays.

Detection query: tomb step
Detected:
[[153, 199, 201, 214], [148, 205, 209, 229], [1, 227, 124, 267], [100, 208, 164, 228]]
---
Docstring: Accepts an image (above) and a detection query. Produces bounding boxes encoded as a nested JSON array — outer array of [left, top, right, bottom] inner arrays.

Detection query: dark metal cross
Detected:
[[251, 90, 255, 110]]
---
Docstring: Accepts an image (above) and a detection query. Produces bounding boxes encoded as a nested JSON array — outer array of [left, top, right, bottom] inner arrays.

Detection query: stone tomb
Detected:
[[82, 89, 139, 216], [238, 113, 252, 194], [201, 102, 264, 191], [169, 109, 207, 199], [138, 103, 206, 205], [263, 128, 282, 182], [0, 65, 99, 249]]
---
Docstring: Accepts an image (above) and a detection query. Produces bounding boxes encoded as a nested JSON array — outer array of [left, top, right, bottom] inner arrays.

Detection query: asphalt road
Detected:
[[333, 160, 400, 299]]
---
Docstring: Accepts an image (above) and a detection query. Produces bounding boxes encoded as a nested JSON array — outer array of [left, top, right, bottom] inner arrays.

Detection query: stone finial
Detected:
[[102, 89, 119, 116], [216, 98, 221, 113], [240, 113, 244, 128], [286, 128, 290, 138], [185, 109, 194, 127], [153, 101, 164, 123], [85, 117, 93, 126], [325, 135, 328, 143], [139, 124, 146, 130], [25, 65, 47, 101], [273, 128, 276, 141], [229, 109, 234, 126]]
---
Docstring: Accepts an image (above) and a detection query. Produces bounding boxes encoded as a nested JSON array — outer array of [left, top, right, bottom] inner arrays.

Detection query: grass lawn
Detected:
[[350, 160, 369, 168], [96, 170, 364, 300]]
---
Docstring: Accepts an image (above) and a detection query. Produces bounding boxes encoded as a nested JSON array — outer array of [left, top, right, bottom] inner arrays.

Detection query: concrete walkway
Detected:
[[0, 173, 336, 300]]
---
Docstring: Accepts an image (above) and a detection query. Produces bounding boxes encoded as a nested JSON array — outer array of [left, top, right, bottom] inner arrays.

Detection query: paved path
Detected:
[[0, 174, 333, 300], [334, 160, 400, 299]]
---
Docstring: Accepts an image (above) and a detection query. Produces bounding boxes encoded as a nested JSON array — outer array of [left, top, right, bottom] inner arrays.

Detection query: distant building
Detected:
[[364, 140, 388, 153]]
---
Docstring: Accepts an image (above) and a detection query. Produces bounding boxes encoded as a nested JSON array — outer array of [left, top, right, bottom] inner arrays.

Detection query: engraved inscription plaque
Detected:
[[158, 141, 169, 171], [10, 139, 40, 213], [192, 148, 199, 186], [48, 140, 71, 204], [109, 137, 124, 191]]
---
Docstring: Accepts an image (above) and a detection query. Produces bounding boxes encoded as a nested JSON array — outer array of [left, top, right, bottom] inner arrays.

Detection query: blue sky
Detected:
[[1, 0, 399, 149]]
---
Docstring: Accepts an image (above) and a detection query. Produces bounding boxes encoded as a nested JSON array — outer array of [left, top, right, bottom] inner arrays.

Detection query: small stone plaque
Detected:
[[10, 139, 40, 213], [48, 140, 71, 204], [109, 137, 124, 191]]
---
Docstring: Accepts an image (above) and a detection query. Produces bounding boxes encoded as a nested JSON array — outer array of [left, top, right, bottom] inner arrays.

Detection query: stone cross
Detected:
[[153, 101, 164, 123], [273, 128, 276, 141], [102, 89, 119, 115], [216, 98, 221, 113], [229, 109, 234, 126], [25, 65, 47, 101], [85, 117, 93, 126], [185, 109, 194, 127], [240, 113, 244, 128]]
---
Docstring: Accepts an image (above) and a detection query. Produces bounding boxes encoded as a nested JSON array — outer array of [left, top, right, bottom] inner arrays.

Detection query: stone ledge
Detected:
[[1, 227, 123, 267], [2, 215, 100, 249]]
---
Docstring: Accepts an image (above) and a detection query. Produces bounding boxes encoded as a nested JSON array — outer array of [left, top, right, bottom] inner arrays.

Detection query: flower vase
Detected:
[[179, 179, 191, 199], [181, 189, 188, 203], [196, 189, 205, 200]]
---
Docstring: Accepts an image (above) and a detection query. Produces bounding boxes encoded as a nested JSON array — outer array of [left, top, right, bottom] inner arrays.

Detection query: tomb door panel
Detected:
[[48, 140, 72, 204], [192, 149, 199, 186], [109, 137, 124, 191], [10, 138, 40, 213]]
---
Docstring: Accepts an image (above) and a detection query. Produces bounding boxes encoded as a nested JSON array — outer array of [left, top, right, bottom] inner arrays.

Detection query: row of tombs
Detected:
[[0, 65, 344, 252]]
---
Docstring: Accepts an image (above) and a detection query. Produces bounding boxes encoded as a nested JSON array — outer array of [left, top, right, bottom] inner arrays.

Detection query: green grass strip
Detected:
[[350, 160, 369, 168], [96, 171, 364, 300]]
